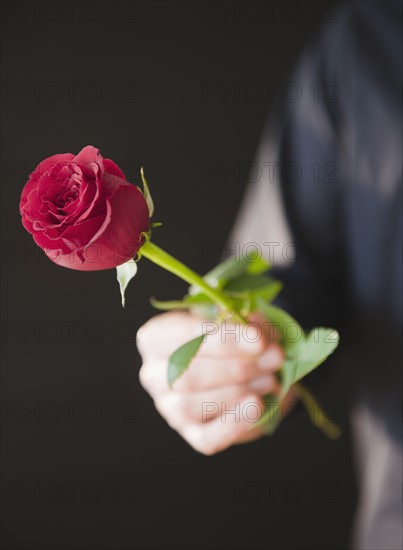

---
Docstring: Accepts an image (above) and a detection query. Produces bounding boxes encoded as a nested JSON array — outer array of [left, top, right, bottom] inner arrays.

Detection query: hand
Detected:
[[137, 311, 284, 455]]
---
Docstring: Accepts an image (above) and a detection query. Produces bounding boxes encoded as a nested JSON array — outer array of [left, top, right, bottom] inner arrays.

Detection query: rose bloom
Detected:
[[20, 146, 150, 270]]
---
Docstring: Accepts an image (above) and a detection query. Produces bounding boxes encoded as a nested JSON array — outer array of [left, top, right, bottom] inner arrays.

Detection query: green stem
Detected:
[[141, 241, 244, 322], [293, 382, 341, 440]]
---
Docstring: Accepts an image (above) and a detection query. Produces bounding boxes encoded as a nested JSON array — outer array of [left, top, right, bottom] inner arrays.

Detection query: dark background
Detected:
[[1, 1, 357, 549]]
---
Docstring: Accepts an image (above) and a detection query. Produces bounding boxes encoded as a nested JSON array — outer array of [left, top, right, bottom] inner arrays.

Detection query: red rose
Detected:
[[20, 146, 150, 270]]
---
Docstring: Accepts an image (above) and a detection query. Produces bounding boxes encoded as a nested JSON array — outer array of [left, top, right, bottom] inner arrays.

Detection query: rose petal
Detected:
[[20, 147, 149, 272], [87, 183, 149, 267], [104, 158, 127, 181], [73, 146, 104, 175], [33, 153, 75, 181]]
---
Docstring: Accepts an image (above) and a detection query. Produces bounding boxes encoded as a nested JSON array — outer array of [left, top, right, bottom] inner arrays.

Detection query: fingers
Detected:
[[137, 311, 283, 361], [175, 353, 281, 391], [137, 312, 285, 456], [179, 395, 265, 455], [140, 354, 281, 394], [154, 376, 278, 429], [137, 312, 206, 357]]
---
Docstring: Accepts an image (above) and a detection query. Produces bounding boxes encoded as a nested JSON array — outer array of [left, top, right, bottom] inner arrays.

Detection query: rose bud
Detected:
[[19, 145, 150, 271]]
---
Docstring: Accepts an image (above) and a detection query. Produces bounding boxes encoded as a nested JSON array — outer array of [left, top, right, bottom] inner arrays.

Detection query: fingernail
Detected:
[[257, 348, 283, 370], [237, 333, 264, 353], [249, 375, 276, 394]]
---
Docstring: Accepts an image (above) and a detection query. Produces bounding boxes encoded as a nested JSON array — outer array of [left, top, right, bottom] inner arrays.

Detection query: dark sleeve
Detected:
[[270, 11, 360, 395], [270, 29, 347, 333], [232, 0, 402, 398]]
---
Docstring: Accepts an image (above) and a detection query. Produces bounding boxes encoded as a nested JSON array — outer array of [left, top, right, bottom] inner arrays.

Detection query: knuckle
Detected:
[[172, 376, 192, 392], [153, 396, 169, 418], [136, 313, 172, 347], [154, 395, 189, 430], [167, 394, 191, 421], [173, 368, 199, 391], [197, 445, 217, 457], [231, 360, 252, 384], [154, 397, 179, 429], [276, 344, 285, 362], [136, 323, 152, 352], [183, 426, 218, 456], [138, 363, 153, 393]]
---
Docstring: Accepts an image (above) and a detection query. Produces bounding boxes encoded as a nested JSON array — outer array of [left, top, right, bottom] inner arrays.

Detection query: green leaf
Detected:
[[289, 328, 339, 386], [116, 260, 138, 307], [225, 275, 282, 314], [246, 252, 270, 275], [276, 327, 339, 400], [140, 167, 154, 217], [225, 274, 276, 293], [168, 334, 205, 387], [201, 249, 270, 290], [258, 394, 283, 434], [256, 330, 339, 431], [256, 300, 302, 348], [255, 298, 340, 432]]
